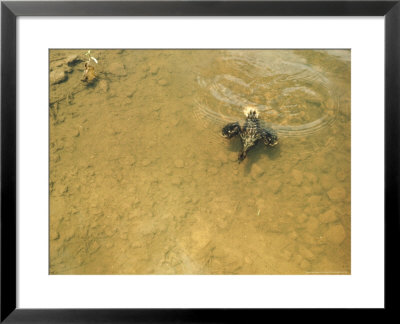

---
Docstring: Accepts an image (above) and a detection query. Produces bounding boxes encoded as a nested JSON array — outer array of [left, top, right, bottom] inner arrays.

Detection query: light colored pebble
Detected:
[[327, 187, 346, 201], [65, 54, 79, 65], [299, 259, 311, 270], [251, 163, 264, 179], [291, 169, 303, 186], [150, 66, 159, 75], [308, 195, 321, 205], [50, 69, 67, 84], [306, 216, 320, 232], [337, 170, 347, 181], [269, 179, 282, 194], [174, 159, 184, 168], [158, 79, 169, 86], [171, 178, 182, 186], [319, 210, 338, 223], [50, 229, 60, 241], [296, 214, 308, 223], [325, 224, 346, 244], [208, 167, 218, 175], [305, 172, 318, 184], [109, 62, 127, 76], [142, 159, 151, 167], [320, 174, 334, 190], [299, 246, 315, 260], [98, 79, 109, 92]]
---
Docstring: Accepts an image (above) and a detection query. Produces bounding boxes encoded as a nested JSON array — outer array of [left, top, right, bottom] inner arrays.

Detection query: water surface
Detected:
[[49, 49, 351, 274]]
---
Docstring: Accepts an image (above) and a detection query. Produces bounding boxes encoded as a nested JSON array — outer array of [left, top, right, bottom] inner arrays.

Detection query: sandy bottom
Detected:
[[49, 49, 350, 274]]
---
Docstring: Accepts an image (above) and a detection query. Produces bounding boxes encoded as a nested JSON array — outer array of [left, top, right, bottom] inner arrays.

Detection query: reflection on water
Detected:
[[49, 49, 350, 274]]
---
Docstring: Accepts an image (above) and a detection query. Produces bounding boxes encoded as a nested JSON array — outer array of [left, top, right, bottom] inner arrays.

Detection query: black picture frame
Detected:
[[1, 0, 399, 322]]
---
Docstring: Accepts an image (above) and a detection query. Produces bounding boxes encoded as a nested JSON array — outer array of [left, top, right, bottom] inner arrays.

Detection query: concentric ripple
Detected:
[[194, 50, 341, 138]]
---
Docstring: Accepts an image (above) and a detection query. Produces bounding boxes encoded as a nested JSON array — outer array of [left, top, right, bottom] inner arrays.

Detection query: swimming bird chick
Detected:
[[222, 106, 278, 163], [81, 62, 96, 83]]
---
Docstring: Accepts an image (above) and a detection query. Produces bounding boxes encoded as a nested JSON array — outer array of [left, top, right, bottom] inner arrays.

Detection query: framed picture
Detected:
[[1, 0, 398, 322]]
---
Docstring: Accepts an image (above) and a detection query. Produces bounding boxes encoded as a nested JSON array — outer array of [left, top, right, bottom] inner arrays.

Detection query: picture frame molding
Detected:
[[1, 0, 399, 322]]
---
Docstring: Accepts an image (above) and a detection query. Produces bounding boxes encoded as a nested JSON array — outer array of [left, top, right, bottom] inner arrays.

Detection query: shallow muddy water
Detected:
[[49, 49, 350, 274]]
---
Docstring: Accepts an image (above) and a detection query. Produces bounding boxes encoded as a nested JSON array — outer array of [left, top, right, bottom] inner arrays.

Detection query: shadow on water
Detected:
[[243, 144, 282, 174]]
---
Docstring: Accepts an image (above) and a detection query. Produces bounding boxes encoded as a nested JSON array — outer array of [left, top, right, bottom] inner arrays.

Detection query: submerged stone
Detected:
[[109, 62, 127, 76], [325, 223, 346, 244], [50, 69, 68, 84], [327, 187, 346, 201]]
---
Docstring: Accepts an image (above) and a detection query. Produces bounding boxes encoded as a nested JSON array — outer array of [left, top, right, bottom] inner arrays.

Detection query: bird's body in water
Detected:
[[222, 106, 278, 162]]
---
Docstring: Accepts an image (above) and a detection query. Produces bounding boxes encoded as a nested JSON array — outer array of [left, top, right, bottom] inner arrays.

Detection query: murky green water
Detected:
[[49, 49, 350, 274]]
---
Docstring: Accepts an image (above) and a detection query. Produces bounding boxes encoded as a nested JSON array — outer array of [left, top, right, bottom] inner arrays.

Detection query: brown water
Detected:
[[49, 49, 350, 274]]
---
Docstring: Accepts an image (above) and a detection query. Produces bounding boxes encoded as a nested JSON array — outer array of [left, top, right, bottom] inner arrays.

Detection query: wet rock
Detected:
[[325, 223, 346, 244], [327, 187, 346, 201], [319, 210, 337, 223], [309, 245, 325, 255], [50, 229, 60, 241], [65, 54, 79, 65], [296, 214, 308, 224], [213, 160, 223, 168], [308, 195, 321, 205], [62, 227, 75, 241], [216, 152, 228, 164], [336, 170, 347, 181], [52, 154, 61, 163], [158, 78, 169, 86], [299, 259, 311, 271], [50, 60, 64, 70], [98, 79, 109, 92], [109, 62, 127, 76], [208, 167, 218, 175], [306, 216, 319, 232], [293, 254, 303, 264], [229, 152, 238, 162], [174, 159, 184, 168], [299, 246, 315, 260], [301, 232, 317, 245], [311, 185, 322, 197], [264, 222, 281, 233], [105, 241, 114, 249], [192, 228, 212, 249], [126, 89, 136, 98], [251, 163, 264, 179], [305, 172, 318, 184], [303, 186, 313, 195], [256, 198, 266, 210], [281, 249, 292, 261], [171, 177, 182, 186], [105, 226, 117, 237], [50, 69, 68, 84], [150, 65, 159, 75], [321, 164, 331, 173], [288, 231, 298, 240], [170, 118, 180, 127], [142, 159, 152, 167], [291, 169, 303, 186], [63, 66, 73, 73], [320, 174, 334, 190], [252, 188, 263, 199], [142, 65, 150, 73], [128, 156, 136, 166], [215, 215, 229, 230], [89, 241, 100, 254]]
